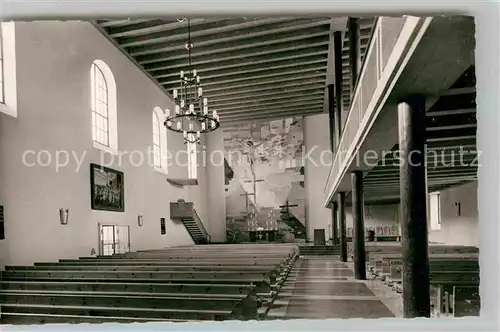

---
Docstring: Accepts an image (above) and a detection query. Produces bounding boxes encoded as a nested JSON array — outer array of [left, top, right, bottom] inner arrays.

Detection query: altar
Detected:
[[249, 230, 277, 243], [247, 218, 279, 243]]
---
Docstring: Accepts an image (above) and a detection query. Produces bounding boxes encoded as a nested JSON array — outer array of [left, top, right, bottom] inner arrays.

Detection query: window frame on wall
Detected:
[[152, 106, 168, 175], [187, 134, 197, 179], [0, 22, 18, 118], [90, 59, 118, 155], [0, 23, 4, 105], [429, 191, 442, 230]]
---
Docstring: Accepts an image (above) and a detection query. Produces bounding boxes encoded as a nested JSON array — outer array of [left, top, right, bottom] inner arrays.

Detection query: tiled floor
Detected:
[[268, 256, 401, 319]]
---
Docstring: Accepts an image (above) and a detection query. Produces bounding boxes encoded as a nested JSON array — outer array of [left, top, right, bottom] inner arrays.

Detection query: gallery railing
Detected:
[[324, 16, 432, 205]]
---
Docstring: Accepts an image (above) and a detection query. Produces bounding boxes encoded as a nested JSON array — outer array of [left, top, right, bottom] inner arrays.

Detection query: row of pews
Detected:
[[365, 242, 480, 317], [0, 243, 299, 324], [298, 245, 340, 256]]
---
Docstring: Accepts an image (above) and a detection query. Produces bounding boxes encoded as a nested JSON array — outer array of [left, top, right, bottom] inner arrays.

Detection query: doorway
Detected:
[[98, 224, 130, 256], [313, 228, 326, 245]]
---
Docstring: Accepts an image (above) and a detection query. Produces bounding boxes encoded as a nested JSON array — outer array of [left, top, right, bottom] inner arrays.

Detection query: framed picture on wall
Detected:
[[90, 163, 125, 212]]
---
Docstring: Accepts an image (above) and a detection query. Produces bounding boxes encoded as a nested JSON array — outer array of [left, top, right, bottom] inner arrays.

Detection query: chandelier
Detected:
[[164, 18, 220, 144]]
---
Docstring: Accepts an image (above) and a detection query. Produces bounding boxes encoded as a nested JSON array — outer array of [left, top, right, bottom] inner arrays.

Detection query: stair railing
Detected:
[[193, 209, 211, 243]]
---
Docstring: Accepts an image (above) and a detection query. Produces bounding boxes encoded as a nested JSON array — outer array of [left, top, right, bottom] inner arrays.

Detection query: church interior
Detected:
[[0, 15, 482, 323]]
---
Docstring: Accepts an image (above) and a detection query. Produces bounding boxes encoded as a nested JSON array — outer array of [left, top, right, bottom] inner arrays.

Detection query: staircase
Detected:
[[182, 209, 210, 245], [170, 200, 210, 245], [280, 212, 306, 238], [299, 245, 340, 256]]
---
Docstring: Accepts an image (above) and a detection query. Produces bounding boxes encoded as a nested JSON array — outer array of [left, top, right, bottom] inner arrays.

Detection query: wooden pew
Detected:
[[372, 254, 478, 279], [2, 270, 276, 294], [367, 247, 478, 278], [387, 258, 479, 317], [0, 244, 298, 324], [15, 264, 281, 273], [1, 280, 257, 296], [362, 243, 480, 318], [452, 285, 480, 317], [366, 244, 478, 265], [1, 291, 257, 318]]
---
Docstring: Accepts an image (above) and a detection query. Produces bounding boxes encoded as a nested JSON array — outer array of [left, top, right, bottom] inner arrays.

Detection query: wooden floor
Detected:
[[268, 256, 400, 319]]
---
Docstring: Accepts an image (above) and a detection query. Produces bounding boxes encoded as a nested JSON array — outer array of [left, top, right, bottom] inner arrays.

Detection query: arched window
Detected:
[[153, 106, 168, 174], [152, 112, 161, 167], [91, 60, 118, 154], [187, 134, 197, 179], [0, 22, 17, 118]]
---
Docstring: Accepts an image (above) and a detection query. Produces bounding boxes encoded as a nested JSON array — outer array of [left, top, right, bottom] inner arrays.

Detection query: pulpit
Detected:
[[170, 199, 194, 221]]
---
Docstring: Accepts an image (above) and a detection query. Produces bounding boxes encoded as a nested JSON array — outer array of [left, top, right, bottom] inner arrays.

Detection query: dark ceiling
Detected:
[[93, 17, 375, 126]]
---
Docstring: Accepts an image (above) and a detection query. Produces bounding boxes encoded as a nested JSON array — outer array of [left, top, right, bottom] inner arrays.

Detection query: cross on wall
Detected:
[[240, 192, 255, 214], [279, 200, 299, 213]]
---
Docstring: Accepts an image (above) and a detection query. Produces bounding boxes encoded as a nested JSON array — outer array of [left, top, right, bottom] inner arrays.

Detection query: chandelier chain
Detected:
[[164, 17, 220, 144]]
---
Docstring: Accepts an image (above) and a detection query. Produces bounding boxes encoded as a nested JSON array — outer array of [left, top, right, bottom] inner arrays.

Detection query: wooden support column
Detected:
[[327, 84, 335, 151], [331, 202, 339, 245], [347, 17, 360, 95], [333, 30, 343, 144], [398, 94, 430, 318], [351, 170, 366, 280], [337, 192, 347, 262]]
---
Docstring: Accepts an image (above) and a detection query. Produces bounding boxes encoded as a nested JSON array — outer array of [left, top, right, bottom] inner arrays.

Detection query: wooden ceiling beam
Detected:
[[145, 45, 329, 71], [166, 69, 326, 93], [153, 55, 327, 81], [137, 35, 330, 65], [132, 25, 331, 60], [203, 84, 325, 104], [210, 91, 325, 109], [125, 18, 332, 55], [200, 74, 326, 94], [106, 18, 219, 38], [117, 17, 309, 47], [97, 19, 153, 28], [220, 108, 323, 124], [219, 99, 324, 115]]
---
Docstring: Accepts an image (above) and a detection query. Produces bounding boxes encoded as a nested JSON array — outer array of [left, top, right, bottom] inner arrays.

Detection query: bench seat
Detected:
[[0, 303, 233, 321], [1, 280, 256, 296], [0, 291, 258, 318], [14, 264, 280, 273], [0, 312, 186, 324], [1, 275, 273, 294], [0, 244, 299, 323]]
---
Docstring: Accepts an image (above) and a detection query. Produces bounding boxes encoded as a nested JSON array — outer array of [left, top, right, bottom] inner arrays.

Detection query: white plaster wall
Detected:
[[184, 135, 209, 229], [428, 181, 478, 246], [225, 179, 248, 218], [345, 204, 399, 229], [206, 130, 226, 242], [304, 113, 332, 241], [0, 21, 216, 266]]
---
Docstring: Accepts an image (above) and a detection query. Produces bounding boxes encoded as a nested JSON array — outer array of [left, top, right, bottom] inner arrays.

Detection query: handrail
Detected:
[[193, 208, 210, 242], [324, 17, 381, 191], [348, 17, 381, 118], [323, 16, 430, 206]]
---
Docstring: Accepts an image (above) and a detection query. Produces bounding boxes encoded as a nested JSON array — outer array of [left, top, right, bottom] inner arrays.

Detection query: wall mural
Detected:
[[223, 118, 306, 243]]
